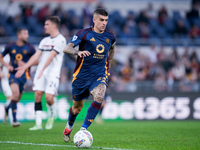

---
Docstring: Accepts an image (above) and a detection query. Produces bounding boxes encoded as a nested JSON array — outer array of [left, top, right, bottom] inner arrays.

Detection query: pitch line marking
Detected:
[[0, 141, 137, 150]]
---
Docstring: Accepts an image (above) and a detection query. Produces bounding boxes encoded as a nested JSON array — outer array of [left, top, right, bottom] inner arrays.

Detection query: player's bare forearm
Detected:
[[63, 43, 78, 55], [38, 50, 57, 79], [108, 45, 115, 69], [15, 50, 41, 78], [63, 43, 91, 57], [23, 50, 42, 70], [32, 60, 39, 66]]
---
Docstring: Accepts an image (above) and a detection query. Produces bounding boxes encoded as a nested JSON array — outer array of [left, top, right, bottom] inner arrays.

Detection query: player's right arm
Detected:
[[15, 50, 42, 78], [63, 43, 91, 57]]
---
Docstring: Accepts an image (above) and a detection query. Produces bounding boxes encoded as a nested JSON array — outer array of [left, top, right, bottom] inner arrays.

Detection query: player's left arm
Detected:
[[37, 50, 57, 79], [108, 44, 115, 69]]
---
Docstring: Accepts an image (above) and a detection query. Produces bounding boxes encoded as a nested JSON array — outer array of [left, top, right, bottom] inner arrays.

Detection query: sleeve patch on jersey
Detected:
[[72, 35, 78, 41]]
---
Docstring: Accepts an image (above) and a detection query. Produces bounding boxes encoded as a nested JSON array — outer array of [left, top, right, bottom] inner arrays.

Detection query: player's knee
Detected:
[[35, 91, 43, 102], [73, 106, 83, 115], [73, 109, 80, 115], [94, 95, 104, 103], [12, 94, 20, 101], [45, 96, 54, 105]]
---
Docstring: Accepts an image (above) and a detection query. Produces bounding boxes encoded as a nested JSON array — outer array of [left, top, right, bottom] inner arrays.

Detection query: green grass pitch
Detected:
[[0, 120, 200, 150]]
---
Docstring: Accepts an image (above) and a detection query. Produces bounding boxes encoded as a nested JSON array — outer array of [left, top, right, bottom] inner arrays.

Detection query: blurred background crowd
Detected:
[[0, 0, 200, 93]]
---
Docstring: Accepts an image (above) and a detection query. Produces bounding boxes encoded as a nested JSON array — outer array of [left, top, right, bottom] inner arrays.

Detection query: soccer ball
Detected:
[[73, 130, 93, 148]]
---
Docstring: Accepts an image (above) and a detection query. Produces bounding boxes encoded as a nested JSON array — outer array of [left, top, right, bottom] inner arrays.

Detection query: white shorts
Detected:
[[1, 67, 12, 97], [33, 74, 59, 95]]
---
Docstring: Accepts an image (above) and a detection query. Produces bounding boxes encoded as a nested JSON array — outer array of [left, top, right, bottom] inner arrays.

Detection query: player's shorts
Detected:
[[33, 74, 59, 95], [9, 73, 26, 94], [72, 74, 108, 101]]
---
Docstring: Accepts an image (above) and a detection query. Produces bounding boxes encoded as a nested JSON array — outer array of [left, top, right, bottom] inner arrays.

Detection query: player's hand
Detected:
[[7, 65, 14, 72], [78, 51, 91, 57], [15, 67, 25, 78]]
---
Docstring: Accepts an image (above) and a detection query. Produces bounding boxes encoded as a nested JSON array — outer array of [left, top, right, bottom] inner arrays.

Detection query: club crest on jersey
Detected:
[[23, 50, 27, 54], [51, 45, 54, 49], [106, 38, 110, 44], [96, 44, 105, 53], [72, 35, 78, 41]]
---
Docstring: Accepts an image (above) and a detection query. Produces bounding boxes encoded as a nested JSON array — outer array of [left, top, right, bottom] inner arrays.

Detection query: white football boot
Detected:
[[45, 117, 54, 130], [29, 125, 43, 131]]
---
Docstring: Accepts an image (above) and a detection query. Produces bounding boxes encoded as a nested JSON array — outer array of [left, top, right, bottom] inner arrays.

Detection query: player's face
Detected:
[[93, 15, 108, 33], [18, 30, 29, 43], [44, 20, 55, 34]]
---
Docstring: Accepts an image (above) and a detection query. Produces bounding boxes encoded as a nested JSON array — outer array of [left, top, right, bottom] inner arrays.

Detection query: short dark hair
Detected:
[[16, 28, 27, 35], [93, 8, 108, 16], [45, 16, 61, 27]]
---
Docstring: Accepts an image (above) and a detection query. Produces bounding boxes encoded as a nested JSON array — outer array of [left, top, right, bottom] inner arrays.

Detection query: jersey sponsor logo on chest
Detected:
[[43, 45, 54, 50], [96, 44, 105, 53]]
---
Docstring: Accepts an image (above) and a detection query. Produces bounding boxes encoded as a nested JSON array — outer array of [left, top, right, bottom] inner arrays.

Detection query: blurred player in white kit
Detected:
[[15, 16, 66, 130], [0, 53, 13, 124]]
